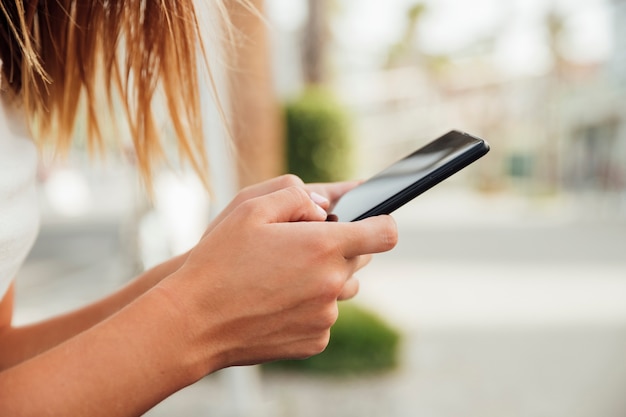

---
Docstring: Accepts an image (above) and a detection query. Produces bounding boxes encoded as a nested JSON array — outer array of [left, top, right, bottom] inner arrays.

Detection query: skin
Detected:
[[0, 174, 397, 416]]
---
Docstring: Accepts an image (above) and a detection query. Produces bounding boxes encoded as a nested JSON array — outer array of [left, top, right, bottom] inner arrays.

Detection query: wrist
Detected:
[[147, 275, 224, 381]]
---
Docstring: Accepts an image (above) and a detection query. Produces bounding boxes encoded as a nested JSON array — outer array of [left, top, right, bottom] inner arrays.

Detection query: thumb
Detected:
[[249, 186, 328, 224]]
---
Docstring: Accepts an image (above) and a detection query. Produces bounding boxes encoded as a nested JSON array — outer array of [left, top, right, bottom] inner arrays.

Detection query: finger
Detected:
[[240, 175, 330, 219], [334, 215, 398, 258], [239, 174, 305, 202], [306, 180, 362, 207], [309, 191, 331, 211], [246, 186, 328, 224], [203, 175, 307, 238], [337, 276, 360, 301]]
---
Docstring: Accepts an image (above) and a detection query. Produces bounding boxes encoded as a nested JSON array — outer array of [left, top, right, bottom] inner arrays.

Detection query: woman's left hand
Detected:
[[203, 175, 359, 237]]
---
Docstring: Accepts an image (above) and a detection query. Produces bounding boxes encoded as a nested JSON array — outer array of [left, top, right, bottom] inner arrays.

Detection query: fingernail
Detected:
[[310, 192, 329, 206], [315, 203, 328, 217]]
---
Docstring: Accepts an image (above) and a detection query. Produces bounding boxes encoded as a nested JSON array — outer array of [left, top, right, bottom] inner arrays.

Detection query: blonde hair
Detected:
[[0, 0, 227, 189]]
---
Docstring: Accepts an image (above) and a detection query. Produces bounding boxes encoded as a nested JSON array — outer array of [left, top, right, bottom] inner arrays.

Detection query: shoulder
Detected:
[[0, 75, 40, 300]]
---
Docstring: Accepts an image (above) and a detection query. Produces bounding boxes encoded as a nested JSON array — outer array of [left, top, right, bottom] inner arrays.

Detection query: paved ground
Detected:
[[13, 189, 626, 417]]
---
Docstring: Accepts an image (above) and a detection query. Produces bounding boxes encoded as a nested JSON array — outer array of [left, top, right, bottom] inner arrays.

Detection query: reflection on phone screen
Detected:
[[332, 131, 488, 222]]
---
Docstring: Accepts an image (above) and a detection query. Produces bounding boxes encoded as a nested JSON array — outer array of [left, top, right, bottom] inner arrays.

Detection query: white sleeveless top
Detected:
[[0, 68, 40, 299]]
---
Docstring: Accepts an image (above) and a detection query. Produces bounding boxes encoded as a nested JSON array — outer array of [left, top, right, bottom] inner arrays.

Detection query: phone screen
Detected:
[[331, 130, 489, 222]]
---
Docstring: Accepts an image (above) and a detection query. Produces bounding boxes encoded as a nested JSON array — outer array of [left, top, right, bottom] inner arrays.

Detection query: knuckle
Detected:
[[320, 303, 339, 328], [236, 198, 263, 219], [283, 186, 315, 216], [307, 255, 347, 299], [285, 184, 310, 201], [338, 277, 359, 301], [381, 216, 399, 250], [307, 332, 331, 357], [324, 272, 347, 298], [277, 174, 305, 189], [237, 183, 255, 200]]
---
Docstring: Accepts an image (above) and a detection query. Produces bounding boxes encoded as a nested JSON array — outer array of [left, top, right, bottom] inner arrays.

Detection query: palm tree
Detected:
[[543, 8, 568, 191], [302, 0, 330, 85], [386, 3, 427, 68]]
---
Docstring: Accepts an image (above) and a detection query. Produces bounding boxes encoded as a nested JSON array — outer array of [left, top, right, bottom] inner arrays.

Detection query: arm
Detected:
[[0, 285, 203, 416], [0, 251, 186, 370], [0, 185, 397, 416], [0, 175, 356, 369]]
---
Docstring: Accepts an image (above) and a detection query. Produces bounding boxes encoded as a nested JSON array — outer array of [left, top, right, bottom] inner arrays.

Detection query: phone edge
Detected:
[[350, 139, 490, 221]]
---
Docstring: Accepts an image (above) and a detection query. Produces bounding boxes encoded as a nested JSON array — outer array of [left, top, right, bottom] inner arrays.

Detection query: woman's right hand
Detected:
[[158, 185, 398, 375]]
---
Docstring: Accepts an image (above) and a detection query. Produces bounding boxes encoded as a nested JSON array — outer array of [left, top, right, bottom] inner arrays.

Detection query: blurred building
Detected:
[[610, 0, 626, 90], [322, 2, 626, 214], [563, 0, 626, 199]]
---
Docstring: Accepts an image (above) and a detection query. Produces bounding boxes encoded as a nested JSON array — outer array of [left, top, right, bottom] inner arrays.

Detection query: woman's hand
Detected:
[[0, 180, 393, 417], [200, 175, 366, 300], [203, 175, 359, 236], [304, 179, 362, 211], [160, 185, 397, 373]]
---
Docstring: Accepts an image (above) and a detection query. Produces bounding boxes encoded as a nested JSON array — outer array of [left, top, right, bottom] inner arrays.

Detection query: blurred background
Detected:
[[14, 0, 626, 416]]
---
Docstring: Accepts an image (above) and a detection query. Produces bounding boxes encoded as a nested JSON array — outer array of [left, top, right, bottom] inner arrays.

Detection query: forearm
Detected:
[[0, 179, 398, 415], [0, 252, 188, 369], [0, 286, 211, 417]]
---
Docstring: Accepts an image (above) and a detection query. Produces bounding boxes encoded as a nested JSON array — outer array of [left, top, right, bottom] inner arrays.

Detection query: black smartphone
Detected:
[[330, 130, 490, 222]]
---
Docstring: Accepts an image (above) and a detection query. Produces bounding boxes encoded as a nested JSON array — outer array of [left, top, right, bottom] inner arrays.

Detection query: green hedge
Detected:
[[285, 88, 352, 183], [265, 303, 401, 376]]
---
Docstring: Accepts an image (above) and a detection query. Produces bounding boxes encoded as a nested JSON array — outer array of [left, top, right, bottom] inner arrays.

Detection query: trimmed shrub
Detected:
[[265, 303, 401, 376], [285, 88, 352, 183]]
